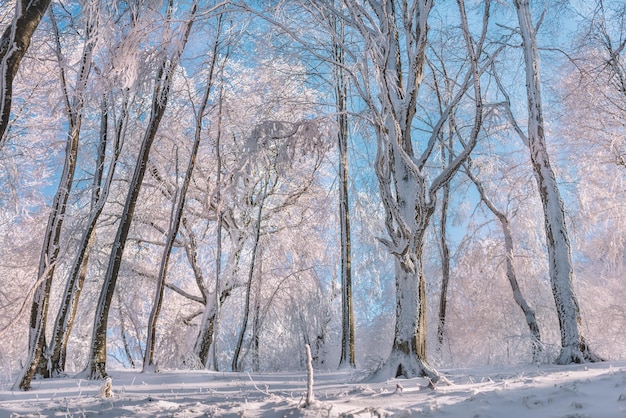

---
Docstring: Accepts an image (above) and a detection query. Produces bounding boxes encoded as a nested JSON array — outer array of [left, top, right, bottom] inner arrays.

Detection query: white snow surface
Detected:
[[2, 361, 626, 417]]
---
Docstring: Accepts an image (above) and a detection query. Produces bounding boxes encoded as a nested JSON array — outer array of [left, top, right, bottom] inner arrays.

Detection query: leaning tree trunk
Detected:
[[86, 0, 198, 379], [231, 182, 267, 372], [466, 165, 542, 362], [87, 63, 170, 379], [514, 0, 600, 364], [48, 94, 127, 377], [0, 0, 52, 145], [142, 39, 217, 370], [14, 6, 94, 389]]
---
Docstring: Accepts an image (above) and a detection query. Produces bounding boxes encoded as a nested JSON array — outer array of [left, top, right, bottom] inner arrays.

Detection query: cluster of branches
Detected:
[[0, 0, 624, 392]]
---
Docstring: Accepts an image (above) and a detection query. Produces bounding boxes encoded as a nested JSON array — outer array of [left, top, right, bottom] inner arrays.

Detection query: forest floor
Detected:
[[1, 359, 625, 417]]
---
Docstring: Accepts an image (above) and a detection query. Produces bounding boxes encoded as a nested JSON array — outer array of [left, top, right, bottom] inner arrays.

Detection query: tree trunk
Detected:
[[436, 180, 451, 349], [14, 87, 80, 390], [372, 137, 440, 382], [117, 291, 136, 368], [14, 6, 94, 388], [143, 39, 216, 370], [193, 223, 241, 367], [466, 165, 542, 362], [210, 41, 226, 370], [336, 0, 486, 384], [48, 94, 126, 376], [190, 40, 229, 369], [87, 67, 168, 379], [231, 183, 267, 372], [513, 0, 600, 364], [252, 294, 261, 372], [0, 0, 52, 145], [334, 12, 355, 369], [373, 244, 439, 384], [86, 1, 198, 379]]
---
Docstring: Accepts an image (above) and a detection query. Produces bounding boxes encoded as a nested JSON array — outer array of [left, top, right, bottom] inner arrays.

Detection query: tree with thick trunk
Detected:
[[0, 0, 52, 145], [513, 0, 600, 364], [327, 0, 492, 383]]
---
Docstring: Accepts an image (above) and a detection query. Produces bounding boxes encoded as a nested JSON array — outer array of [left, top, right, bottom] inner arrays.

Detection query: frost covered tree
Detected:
[[0, 0, 52, 145], [142, 11, 227, 373], [555, 0, 626, 359], [86, 0, 199, 379], [304, 0, 495, 382], [332, 12, 355, 370], [512, 0, 600, 364], [14, 1, 98, 390], [464, 161, 542, 362], [230, 118, 329, 371]]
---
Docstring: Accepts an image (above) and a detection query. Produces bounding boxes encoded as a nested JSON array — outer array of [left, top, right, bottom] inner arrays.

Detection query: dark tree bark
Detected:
[[231, 181, 268, 372], [436, 179, 451, 349], [48, 93, 127, 377], [142, 18, 221, 369], [86, 0, 198, 379], [14, 4, 94, 390], [0, 0, 52, 145], [333, 12, 355, 369]]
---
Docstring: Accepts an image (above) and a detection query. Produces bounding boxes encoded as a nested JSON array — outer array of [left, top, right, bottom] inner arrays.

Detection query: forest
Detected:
[[0, 0, 624, 394]]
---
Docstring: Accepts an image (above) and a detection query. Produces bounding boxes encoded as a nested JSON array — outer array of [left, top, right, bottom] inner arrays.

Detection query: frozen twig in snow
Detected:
[[247, 372, 270, 395], [99, 377, 113, 398]]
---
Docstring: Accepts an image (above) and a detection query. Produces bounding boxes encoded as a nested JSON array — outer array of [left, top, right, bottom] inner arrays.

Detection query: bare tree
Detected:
[[142, 13, 224, 372], [314, 0, 493, 382], [86, 0, 199, 379], [231, 179, 267, 372], [47, 92, 128, 377], [436, 140, 452, 351], [465, 161, 542, 362], [333, 11, 355, 369], [0, 0, 52, 145], [512, 0, 600, 364], [14, 2, 97, 389]]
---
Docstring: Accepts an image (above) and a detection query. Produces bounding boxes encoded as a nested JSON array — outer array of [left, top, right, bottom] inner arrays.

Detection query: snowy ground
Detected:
[[1, 360, 626, 417]]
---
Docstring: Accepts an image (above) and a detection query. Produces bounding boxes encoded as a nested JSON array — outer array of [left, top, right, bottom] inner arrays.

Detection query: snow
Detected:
[[2, 361, 626, 417]]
